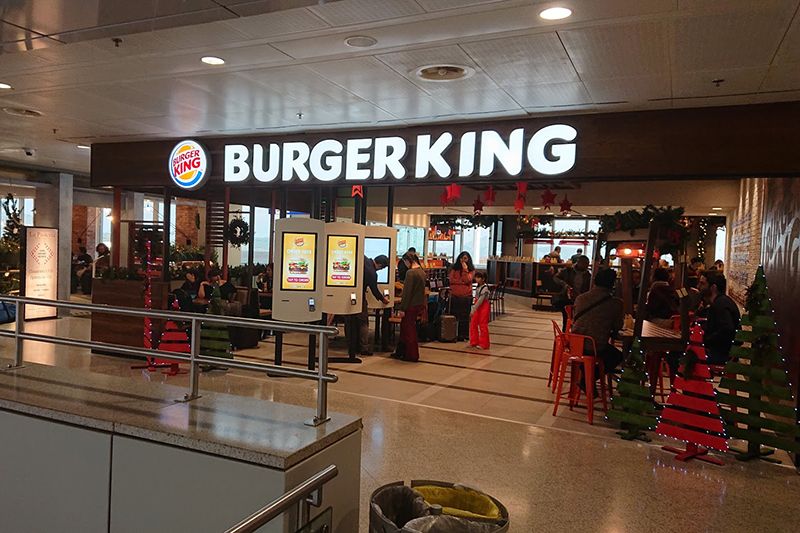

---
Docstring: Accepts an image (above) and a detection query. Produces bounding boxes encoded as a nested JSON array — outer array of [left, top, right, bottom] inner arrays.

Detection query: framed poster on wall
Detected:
[[326, 235, 359, 287], [280, 232, 317, 291], [21, 227, 58, 320]]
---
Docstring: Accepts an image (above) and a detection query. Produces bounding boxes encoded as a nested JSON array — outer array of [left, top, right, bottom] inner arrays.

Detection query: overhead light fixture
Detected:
[[344, 35, 377, 48], [201, 56, 225, 66], [0, 82, 12, 90], [400, 207, 409, 210], [413, 64, 475, 82], [77, 144, 90, 150], [546, 212, 554, 215], [539, 7, 572, 20], [531, 207, 542, 210], [2, 107, 42, 118], [708, 213, 717, 216], [711, 207, 722, 211]]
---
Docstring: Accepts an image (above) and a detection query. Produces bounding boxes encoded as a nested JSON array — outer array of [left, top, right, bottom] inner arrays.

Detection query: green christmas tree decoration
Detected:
[[199, 284, 233, 370], [716, 266, 800, 462], [606, 338, 657, 441]]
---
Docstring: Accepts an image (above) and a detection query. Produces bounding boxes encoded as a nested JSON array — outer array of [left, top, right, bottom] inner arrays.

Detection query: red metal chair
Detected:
[[549, 320, 565, 390], [564, 304, 574, 332], [552, 333, 609, 424]]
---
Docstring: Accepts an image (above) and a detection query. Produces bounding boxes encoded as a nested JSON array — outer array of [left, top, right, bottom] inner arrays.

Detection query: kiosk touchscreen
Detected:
[[364, 226, 397, 309], [272, 218, 324, 322], [321, 222, 365, 315]]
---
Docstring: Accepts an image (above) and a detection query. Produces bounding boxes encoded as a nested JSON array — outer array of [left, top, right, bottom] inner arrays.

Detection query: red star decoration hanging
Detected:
[[559, 195, 573, 214], [483, 185, 496, 206], [541, 188, 557, 209], [445, 183, 462, 202], [440, 190, 450, 207], [473, 196, 484, 216], [516, 181, 528, 198], [514, 195, 525, 213]]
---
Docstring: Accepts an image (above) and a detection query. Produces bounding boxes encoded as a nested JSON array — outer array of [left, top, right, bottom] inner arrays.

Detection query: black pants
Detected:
[[450, 296, 472, 340], [599, 343, 624, 373]]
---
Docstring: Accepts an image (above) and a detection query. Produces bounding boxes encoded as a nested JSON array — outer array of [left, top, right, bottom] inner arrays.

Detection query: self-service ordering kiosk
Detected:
[[272, 218, 325, 323], [364, 226, 397, 310]]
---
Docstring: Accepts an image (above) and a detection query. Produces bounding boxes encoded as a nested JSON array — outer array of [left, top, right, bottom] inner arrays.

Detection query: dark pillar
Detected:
[[162, 189, 172, 281], [112, 187, 122, 267], [387, 187, 394, 227]]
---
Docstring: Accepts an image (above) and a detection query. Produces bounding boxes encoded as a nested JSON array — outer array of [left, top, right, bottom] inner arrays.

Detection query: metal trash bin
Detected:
[[369, 480, 508, 533]]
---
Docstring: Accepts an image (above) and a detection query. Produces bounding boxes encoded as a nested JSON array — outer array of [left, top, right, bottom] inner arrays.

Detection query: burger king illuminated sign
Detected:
[[169, 140, 209, 190]]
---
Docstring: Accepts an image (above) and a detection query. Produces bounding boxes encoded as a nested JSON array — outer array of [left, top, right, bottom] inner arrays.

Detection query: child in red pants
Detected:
[[469, 271, 491, 349]]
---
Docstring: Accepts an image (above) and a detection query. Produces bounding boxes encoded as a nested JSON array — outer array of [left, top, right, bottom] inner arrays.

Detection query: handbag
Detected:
[[0, 301, 17, 324]]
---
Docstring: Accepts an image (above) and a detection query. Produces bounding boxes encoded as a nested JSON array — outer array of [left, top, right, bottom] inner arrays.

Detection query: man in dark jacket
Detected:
[[698, 272, 740, 364], [571, 268, 624, 376], [349, 254, 390, 356], [553, 255, 591, 330], [397, 247, 415, 281]]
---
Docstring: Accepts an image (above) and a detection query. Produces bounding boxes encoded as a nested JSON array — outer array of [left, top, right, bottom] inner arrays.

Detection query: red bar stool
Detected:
[[548, 320, 565, 390], [552, 333, 608, 424], [564, 304, 574, 332]]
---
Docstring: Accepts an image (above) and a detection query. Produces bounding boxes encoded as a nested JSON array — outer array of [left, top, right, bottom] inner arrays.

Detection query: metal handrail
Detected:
[[225, 465, 338, 533], [0, 295, 337, 426]]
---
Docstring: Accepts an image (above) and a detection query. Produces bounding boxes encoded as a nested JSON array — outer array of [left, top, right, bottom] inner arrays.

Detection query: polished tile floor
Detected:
[[2, 296, 800, 532]]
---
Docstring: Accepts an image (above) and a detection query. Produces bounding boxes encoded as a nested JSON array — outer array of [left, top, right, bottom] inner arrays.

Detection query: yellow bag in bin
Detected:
[[413, 485, 501, 521]]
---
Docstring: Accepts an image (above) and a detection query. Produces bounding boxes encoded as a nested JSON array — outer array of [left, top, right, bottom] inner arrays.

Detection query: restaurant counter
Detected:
[[487, 259, 567, 302]]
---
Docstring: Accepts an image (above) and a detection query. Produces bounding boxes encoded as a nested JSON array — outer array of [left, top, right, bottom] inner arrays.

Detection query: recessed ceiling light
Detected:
[[77, 144, 90, 150], [2, 106, 42, 118], [400, 207, 409, 210], [201, 56, 225, 66], [531, 207, 542, 210], [413, 64, 475, 82], [711, 207, 722, 211], [539, 7, 572, 20], [546, 212, 554, 215], [708, 213, 717, 216], [344, 35, 377, 48], [0, 82, 12, 90]]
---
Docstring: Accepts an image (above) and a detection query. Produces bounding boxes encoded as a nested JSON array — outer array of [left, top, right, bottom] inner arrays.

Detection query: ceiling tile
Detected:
[[373, 94, 455, 119], [761, 64, 800, 92], [774, 9, 800, 65], [238, 66, 363, 104], [673, 67, 768, 97], [307, 57, 433, 101], [153, 20, 250, 49], [505, 82, 591, 108], [461, 33, 578, 87], [417, 0, 507, 11], [583, 75, 671, 103], [670, 94, 755, 110], [434, 88, 520, 114], [222, 8, 330, 39], [560, 21, 670, 79], [673, 0, 797, 72], [309, 0, 424, 27]]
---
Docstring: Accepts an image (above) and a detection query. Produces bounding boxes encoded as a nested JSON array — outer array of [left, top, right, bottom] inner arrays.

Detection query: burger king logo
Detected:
[[169, 140, 209, 190], [295, 237, 304, 247], [338, 239, 347, 248]]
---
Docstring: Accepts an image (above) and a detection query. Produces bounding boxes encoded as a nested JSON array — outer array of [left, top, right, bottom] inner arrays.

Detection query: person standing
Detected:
[[349, 254, 389, 357], [391, 252, 426, 362], [698, 272, 740, 365], [448, 251, 475, 341], [397, 247, 416, 281], [469, 271, 491, 350], [553, 255, 591, 330]]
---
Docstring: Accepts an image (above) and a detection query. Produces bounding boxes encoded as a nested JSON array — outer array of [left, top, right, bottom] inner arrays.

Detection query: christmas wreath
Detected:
[[227, 217, 250, 247]]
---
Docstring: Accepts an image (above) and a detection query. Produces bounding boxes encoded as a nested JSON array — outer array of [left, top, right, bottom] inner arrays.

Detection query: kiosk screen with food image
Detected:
[[364, 237, 391, 284], [326, 235, 358, 287], [281, 232, 317, 291]]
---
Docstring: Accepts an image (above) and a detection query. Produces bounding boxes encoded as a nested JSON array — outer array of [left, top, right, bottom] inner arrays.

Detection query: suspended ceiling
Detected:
[[1, 0, 799, 175]]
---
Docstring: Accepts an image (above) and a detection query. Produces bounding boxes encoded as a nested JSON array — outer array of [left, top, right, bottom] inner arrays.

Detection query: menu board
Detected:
[[364, 237, 390, 284], [22, 227, 58, 320], [326, 235, 358, 287], [280, 232, 316, 291]]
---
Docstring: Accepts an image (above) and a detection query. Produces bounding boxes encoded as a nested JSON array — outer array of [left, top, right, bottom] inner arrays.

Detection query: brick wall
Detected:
[[175, 205, 199, 246], [728, 178, 765, 304], [71, 205, 97, 253]]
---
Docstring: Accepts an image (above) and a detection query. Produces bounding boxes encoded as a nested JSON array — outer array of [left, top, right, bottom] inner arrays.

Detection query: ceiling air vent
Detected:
[[413, 64, 475, 82], [2, 107, 43, 118]]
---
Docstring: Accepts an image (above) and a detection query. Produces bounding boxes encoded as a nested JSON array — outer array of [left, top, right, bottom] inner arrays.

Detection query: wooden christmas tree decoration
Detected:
[[200, 284, 232, 371], [154, 300, 190, 376], [656, 324, 728, 465], [606, 338, 657, 441], [716, 266, 800, 462]]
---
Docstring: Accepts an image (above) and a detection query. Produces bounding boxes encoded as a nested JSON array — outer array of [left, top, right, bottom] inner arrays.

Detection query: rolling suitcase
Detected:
[[438, 294, 457, 342]]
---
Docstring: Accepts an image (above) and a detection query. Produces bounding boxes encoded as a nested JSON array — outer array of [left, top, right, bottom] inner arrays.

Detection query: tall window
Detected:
[[460, 225, 492, 266], [238, 206, 277, 265], [0, 197, 34, 228], [396, 225, 424, 256], [99, 208, 112, 245], [715, 225, 727, 264]]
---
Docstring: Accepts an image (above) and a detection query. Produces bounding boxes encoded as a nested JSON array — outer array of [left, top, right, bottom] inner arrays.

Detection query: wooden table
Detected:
[[619, 320, 685, 352]]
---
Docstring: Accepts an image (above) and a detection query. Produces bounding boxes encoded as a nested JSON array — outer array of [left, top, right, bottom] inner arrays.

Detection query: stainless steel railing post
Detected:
[[185, 317, 201, 401], [12, 302, 24, 367], [306, 332, 330, 427]]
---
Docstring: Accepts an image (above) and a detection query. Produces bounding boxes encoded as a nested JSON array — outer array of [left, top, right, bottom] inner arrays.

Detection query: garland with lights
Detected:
[[226, 217, 250, 248], [606, 338, 657, 441], [696, 217, 708, 263], [716, 266, 800, 462], [656, 323, 729, 465], [429, 215, 501, 232], [598, 205, 689, 256]]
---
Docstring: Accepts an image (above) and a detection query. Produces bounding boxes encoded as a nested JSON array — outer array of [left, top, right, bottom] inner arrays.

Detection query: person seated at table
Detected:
[[180, 269, 200, 298], [198, 267, 236, 302], [548, 246, 562, 262], [697, 272, 740, 365], [569, 248, 583, 264], [571, 268, 624, 387], [73, 246, 93, 294], [714, 259, 724, 273], [686, 257, 704, 289], [95, 242, 111, 277], [645, 268, 679, 329], [552, 255, 591, 331]]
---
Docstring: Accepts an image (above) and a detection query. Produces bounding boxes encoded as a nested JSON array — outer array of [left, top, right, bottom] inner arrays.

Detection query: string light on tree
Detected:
[[697, 217, 708, 263]]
